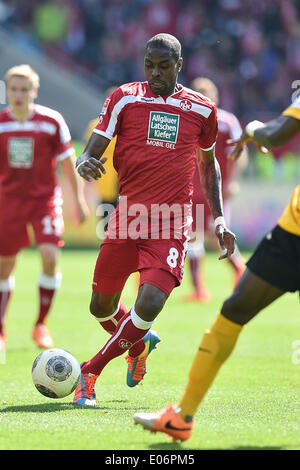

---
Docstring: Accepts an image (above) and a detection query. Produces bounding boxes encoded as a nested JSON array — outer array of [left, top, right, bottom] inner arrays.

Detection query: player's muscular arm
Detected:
[[196, 147, 236, 259], [76, 133, 111, 182], [253, 115, 300, 148], [229, 116, 300, 161], [196, 147, 223, 220]]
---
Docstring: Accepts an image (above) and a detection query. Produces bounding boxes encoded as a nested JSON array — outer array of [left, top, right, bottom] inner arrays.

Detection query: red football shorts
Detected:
[[92, 235, 189, 297], [0, 191, 64, 256]]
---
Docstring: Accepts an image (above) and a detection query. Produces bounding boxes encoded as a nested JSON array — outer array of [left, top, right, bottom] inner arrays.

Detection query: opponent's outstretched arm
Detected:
[[228, 115, 300, 161], [196, 146, 236, 260]]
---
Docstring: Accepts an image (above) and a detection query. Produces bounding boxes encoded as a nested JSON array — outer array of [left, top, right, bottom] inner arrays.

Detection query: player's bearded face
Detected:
[[145, 48, 182, 96], [7, 76, 37, 112]]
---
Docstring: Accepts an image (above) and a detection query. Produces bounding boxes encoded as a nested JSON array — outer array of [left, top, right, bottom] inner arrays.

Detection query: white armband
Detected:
[[214, 216, 225, 228], [245, 120, 265, 137]]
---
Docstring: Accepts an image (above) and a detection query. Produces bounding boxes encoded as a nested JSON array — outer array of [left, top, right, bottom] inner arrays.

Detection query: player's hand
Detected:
[[227, 132, 268, 161], [215, 224, 236, 260], [76, 156, 108, 182]]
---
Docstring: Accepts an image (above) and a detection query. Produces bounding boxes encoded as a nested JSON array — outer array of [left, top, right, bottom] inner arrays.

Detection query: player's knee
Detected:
[[89, 298, 107, 318], [89, 293, 116, 319], [221, 292, 251, 325], [135, 291, 166, 321]]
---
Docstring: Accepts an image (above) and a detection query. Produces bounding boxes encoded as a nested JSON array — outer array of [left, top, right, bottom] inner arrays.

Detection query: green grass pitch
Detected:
[[0, 249, 299, 450]]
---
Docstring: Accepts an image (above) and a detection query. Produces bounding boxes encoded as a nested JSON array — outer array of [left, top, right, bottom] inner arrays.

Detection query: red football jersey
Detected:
[[94, 82, 217, 209], [192, 107, 243, 206], [0, 104, 74, 198]]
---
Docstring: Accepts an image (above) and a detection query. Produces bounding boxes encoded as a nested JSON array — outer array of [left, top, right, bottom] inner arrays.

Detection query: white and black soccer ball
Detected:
[[32, 349, 81, 399]]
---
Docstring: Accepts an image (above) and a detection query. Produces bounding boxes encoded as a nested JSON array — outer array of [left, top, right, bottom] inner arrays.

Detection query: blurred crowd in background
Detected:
[[0, 0, 300, 246], [1, 0, 300, 125]]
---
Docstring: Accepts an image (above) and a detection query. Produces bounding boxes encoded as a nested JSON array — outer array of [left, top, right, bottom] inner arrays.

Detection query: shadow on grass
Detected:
[[0, 403, 153, 413], [0, 403, 90, 413], [232, 446, 283, 450], [148, 443, 284, 451], [149, 442, 183, 450]]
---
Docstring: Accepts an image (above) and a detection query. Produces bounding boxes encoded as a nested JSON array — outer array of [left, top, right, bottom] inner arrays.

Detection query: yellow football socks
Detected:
[[178, 313, 243, 420]]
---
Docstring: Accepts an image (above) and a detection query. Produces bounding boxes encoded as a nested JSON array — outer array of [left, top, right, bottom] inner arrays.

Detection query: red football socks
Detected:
[[82, 309, 152, 375], [98, 301, 147, 357], [35, 273, 61, 326], [0, 277, 14, 336], [99, 301, 128, 334], [36, 286, 56, 326]]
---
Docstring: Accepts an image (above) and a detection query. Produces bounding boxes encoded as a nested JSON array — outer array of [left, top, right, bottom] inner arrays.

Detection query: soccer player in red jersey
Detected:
[[0, 65, 88, 352], [185, 78, 248, 302], [73, 34, 236, 406]]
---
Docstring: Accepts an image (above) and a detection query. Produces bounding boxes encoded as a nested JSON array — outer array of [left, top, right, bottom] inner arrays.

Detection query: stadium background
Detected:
[[0, 0, 300, 248]]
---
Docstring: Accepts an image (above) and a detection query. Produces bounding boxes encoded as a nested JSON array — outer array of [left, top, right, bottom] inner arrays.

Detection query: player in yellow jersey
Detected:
[[133, 94, 300, 442]]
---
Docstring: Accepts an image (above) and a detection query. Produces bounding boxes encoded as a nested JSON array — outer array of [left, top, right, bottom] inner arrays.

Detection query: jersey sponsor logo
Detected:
[[8, 137, 34, 168], [100, 98, 110, 115], [180, 99, 192, 111], [147, 111, 180, 145]]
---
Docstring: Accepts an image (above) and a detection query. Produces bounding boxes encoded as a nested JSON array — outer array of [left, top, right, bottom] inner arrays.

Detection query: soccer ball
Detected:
[[32, 348, 81, 399]]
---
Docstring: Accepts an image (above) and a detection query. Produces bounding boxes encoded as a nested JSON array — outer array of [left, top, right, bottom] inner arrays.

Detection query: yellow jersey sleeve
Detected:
[[278, 186, 300, 236], [282, 95, 300, 120], [277, 97, 300, 234], [84, 118, 118, 202]]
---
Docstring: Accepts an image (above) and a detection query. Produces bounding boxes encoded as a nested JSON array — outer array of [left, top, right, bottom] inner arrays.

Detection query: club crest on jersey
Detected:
[[180, 99, 192, 111], [147, 111, 180, 147], [100, 98, 110, 115]]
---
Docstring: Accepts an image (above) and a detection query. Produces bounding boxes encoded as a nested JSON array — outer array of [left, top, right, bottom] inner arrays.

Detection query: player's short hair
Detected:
[[190, 77, 219, 105], [146, 33, 182, 62], [5, 64, 40, 89]]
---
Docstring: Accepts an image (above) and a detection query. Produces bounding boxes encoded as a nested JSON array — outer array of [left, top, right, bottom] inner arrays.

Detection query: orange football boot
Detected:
[[134, 403, 193, 442], [0, 333, 7, 351], [73, 362, 98, 406], [184, 288, 211, 303], [32, 324, 54, 349]]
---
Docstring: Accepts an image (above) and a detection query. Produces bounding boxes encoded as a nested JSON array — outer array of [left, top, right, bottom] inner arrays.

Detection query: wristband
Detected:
[[214, 216, 225, 228], [245, 120, 265, 137]]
